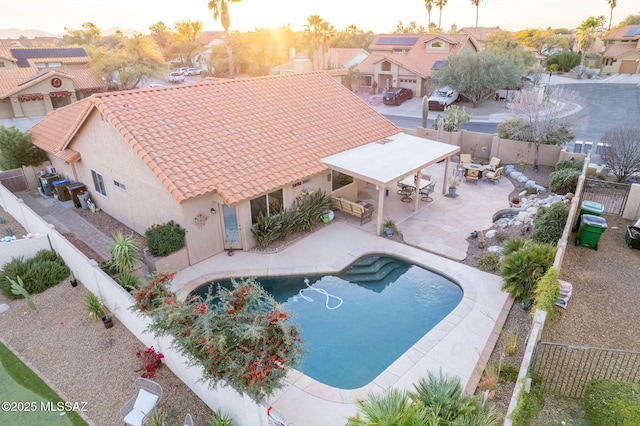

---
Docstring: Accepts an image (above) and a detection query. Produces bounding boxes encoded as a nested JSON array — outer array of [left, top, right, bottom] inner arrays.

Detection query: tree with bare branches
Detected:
[[600, 125, 640, 182], [497, 86, 580, 169]]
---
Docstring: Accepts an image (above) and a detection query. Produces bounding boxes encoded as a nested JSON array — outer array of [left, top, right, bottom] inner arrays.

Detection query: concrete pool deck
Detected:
[[172, 223, 511, 426]]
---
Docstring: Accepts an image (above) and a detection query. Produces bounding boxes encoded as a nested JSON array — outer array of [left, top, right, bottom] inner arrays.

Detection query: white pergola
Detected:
[[322, 132, 460, 235]]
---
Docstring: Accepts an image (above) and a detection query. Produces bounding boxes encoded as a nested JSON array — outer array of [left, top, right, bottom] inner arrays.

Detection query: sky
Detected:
[[1, 0, 638, 36]]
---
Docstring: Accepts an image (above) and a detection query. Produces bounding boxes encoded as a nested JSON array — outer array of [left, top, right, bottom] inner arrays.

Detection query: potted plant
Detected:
[[382, 219, 397, 237], [85, 291, 111, 327], [511, 197, 521, 207], [448, 177, 460, 196], [69, 271, 78, 287]]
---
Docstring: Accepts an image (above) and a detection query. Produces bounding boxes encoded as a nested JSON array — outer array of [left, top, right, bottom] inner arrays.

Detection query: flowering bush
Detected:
[[138, 277, 303, 402], [132, 272, 175, 313], [136, 346, 164, 379], [145, 221, 186, 257]]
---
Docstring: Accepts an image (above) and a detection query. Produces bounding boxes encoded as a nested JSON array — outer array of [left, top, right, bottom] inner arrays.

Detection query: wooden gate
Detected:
[[581, 178, 630, 215], [0, 168, 28, 193]]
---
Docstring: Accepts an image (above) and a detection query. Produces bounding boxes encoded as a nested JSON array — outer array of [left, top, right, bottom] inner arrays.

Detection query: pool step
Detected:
[[342, 256, 408, 288]]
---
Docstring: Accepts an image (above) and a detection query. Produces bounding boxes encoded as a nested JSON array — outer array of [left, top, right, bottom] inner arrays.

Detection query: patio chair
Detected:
[[459, 153, 472, 166], [184, 413, 195, 426], [120, 377, 163, 426], [420, 182, 436, 202], [484, 166, 504, 184], [487, 157, 501, 172]]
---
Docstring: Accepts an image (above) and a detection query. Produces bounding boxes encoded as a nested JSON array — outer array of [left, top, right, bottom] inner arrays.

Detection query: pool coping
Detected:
[[172, 223, 510, 426]]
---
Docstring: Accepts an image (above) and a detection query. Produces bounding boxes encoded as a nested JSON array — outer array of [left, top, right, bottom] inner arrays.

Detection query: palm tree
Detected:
[[424, 0, 434, 32], [606, 0, 617, 30], [304, 15, 335, 70], [576, 15, 606, 67], [347, 389, 425, 425], [435, 0, 448, 30], [207, 0, 241, 78], [471, 0, 483, 27]]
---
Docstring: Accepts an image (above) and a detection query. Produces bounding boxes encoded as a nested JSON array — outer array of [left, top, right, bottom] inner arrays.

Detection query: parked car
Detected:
[[148, 83, 163, 88], [427, 86, 459, 110], [166, 72, 185, 83], [184, 68, 202, 76], [175, 67, 190, 75], [382, 87, 413, 105]]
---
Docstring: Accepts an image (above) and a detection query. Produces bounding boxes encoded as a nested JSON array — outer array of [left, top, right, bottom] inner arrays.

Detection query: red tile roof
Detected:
[[602, 43, 638, 58], [29, 72, 400, 205], [604, 25, 640, 41]]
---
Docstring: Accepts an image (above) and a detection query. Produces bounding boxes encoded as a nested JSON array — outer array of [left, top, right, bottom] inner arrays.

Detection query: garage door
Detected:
[[398, 78, 416, 90], [20, 100, 46, 116], [619, 60, 639, 74]]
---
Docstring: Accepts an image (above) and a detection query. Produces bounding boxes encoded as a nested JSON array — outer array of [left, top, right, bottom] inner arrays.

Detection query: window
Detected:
[[91, 170, 107, 196], [114, 180, 126, 190], [361, 75, 372, 86], [36, 63, 46, 69], [0, 62, 5, 68], [431, 41, 444, 48], [250, 189, 283, 224], [332, 171, 354, 191], [381, 61, 391, 71]]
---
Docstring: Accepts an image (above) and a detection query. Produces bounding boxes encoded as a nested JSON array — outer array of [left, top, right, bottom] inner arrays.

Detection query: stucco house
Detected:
[[0, 47, 105, 119], [601, 25, 640, 74], [356, 33, 478, 97], [29, 72, 441, 265]]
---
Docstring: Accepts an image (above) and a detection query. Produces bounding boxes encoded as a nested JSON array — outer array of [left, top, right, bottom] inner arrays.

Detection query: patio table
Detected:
[[463, 164, 486, 179]]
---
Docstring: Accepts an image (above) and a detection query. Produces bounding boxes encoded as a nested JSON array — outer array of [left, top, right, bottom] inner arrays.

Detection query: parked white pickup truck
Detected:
[[427, 86, 459, 110], [167, 72, 185, 83]]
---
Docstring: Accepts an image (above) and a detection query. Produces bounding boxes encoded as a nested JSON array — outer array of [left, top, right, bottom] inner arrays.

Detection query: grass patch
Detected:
[[0, 342, 88, 425], [584, 379, 640, 425]]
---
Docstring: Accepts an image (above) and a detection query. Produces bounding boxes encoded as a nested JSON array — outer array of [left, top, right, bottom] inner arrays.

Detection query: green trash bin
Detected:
[[574, 200, 604, 231], [575, 214, 607, 250]]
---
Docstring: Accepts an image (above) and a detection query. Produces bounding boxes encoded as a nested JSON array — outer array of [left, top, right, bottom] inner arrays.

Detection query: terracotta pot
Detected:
[[101, 315, 114, 329]]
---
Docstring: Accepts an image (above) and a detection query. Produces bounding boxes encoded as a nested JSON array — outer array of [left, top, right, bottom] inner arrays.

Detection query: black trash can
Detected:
[[67, 183, 86, 208]]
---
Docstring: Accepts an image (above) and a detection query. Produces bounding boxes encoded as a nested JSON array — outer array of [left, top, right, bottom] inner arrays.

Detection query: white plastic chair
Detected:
[[119, 377, 163, 426]]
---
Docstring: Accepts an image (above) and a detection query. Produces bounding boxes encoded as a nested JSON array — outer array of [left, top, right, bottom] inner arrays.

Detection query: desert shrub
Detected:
[[145, 220, 186, 257], [555, 159, 584, 171], [499, 363, 519, 382], [501, 237, 526, 256], [549, 168, 581, 194], [117, 272, 139, 293], [251, 211, 282, 248], [546, 51, 581, 72], [0, 250, 69, 299], [584, 380, 640, 426], [531, 202, 569, 245], [475, 252, 501, 273], [501, 243, 556, 302], [494, 231, 508, 243], [532, 266, 561, 322]]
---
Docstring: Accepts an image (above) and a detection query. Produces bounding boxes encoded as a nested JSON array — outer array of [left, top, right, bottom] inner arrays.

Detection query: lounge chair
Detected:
[[484, 166, 504, 184], [487, 157, 501, 172], [120, 377, 163, 426]]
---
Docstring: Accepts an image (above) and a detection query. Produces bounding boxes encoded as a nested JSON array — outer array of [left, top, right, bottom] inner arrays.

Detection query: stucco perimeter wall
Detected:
[[415, 128, 587, 168], [622, 183, 640, 221], [0, 184, 271, 426]]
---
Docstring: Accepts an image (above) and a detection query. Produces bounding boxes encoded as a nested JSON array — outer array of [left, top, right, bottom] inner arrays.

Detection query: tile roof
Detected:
[[605, 25, 640, 41], [360, 33, 476, 78], [29, 72, 400, 206], [602, 43, 639, 59], [457, 27, 502, 43], [0, 47, 104, 98]]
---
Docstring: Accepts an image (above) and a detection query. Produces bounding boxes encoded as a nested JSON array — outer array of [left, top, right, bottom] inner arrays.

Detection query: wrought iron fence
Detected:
[[581, 178, 630, 215], [531, 342, 640, 398]]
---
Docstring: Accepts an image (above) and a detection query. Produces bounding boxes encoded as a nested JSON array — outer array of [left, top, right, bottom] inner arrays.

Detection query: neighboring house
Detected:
[[456, 26, 502, 50], [601, 25, 640, 74], [192, 30, 226, 72], [356, 33, 478, 96], [28, 72, 402, 265], [271, 48, 368, 75], [0, 47, 105, 119]]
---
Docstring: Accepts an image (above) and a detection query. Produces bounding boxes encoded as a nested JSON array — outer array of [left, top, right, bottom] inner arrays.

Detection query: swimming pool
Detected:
[[191, 254, 463, 389]]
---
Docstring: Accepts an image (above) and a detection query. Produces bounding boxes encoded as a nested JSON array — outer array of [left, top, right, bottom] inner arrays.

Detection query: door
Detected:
[[222, 204, 242, 250]]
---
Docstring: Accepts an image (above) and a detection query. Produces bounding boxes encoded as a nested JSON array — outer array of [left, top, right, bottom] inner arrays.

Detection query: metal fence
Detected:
[[581, 178, 630, 215], [531, 342, 640, 398]]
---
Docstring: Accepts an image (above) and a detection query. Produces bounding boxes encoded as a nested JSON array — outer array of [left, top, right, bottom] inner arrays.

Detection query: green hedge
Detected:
[[145, 220, 186, 257], [0, 250, 69, 299], [531, 202, 569, 245], [584, 380, 640, 426], [532, 266, 560, 322], [549, 168, 581, 194]]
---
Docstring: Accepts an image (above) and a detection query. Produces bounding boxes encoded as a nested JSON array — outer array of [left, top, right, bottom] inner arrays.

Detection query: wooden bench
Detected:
[[330, 196, 373, 225]]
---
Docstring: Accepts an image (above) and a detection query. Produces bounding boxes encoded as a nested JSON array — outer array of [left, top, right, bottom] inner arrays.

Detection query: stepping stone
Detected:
[[0, 304, 9, 315]]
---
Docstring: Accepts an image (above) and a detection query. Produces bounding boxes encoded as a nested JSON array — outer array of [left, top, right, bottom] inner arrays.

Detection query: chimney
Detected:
[[289, 47, 296, 59], [450, 24, 457, 33]]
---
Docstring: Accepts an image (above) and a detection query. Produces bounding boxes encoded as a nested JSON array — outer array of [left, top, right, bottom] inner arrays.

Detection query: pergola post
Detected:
[[376, 186, 385, 235]]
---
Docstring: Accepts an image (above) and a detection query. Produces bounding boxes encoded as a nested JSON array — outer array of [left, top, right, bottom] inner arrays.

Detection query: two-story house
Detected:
[[356, 33, 478, 97], [601, 25, 640, 74], [0, 47, 105, 119]]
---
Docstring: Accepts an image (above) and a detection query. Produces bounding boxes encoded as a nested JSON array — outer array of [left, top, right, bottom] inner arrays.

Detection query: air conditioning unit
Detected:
[[46, 165, 57, 174]]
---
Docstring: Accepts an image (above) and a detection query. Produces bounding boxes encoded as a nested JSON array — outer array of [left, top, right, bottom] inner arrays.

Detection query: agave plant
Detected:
[[109, 230, 140, 274]]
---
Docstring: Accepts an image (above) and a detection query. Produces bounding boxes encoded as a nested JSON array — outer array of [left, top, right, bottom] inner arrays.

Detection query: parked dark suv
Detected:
[[382, 87, 413, 105]]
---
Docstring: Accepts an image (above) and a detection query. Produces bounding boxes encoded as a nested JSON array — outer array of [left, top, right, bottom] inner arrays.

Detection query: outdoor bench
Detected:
[[330, 196, 373, 225]]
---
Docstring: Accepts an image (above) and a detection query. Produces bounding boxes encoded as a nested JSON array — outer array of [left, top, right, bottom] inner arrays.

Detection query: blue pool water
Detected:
[[191, 254, 462, 389]]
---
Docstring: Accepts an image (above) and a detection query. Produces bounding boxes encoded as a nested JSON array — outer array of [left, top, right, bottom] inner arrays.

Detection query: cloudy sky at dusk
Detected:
[[2, 0, 637, 35]]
